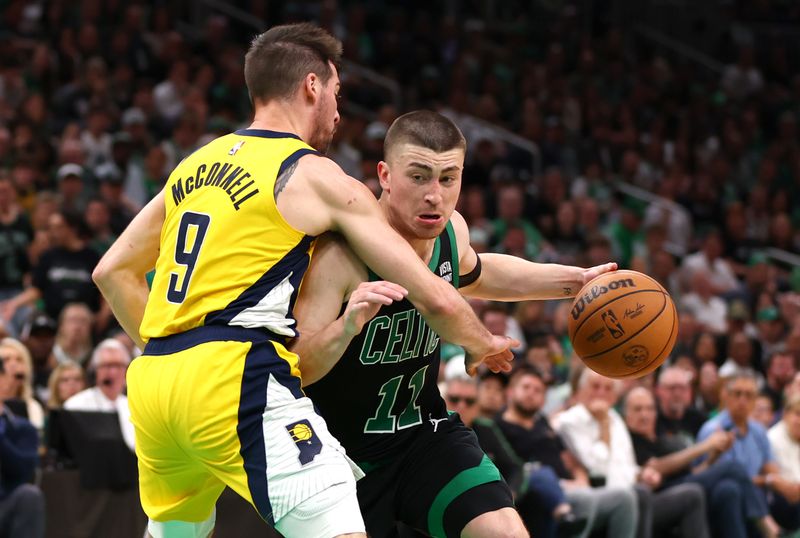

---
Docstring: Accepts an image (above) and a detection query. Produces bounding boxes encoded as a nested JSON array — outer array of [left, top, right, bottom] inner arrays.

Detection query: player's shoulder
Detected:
[[449, 210, 469, 239]]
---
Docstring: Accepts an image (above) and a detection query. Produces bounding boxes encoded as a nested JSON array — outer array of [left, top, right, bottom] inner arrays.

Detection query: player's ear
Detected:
[[302, 72, 319, 103], [377, 161, 391, 192]]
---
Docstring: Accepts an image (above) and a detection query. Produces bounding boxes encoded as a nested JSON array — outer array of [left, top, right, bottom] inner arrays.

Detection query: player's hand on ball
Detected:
[[580, 262, 618, 286], [465, 335, 520, 376], [343, 281, 408, 337]]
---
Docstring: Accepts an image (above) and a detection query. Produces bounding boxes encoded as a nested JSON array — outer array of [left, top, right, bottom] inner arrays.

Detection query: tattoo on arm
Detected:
[[563, 287, 572, 296], [274, 160, 299, 200]]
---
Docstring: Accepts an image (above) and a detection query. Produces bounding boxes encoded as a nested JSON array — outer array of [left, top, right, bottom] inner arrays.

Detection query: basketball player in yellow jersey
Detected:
[[92, 24, 515, 538]]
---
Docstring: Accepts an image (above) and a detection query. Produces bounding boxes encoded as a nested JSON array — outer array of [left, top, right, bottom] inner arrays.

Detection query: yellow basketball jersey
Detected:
[[140, 129, 319, 342]]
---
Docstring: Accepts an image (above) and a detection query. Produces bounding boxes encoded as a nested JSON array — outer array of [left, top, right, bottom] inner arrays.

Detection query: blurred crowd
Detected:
[[1, 0, 800, 537]]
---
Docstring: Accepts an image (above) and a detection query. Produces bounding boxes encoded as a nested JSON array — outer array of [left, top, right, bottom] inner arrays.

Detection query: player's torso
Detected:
[[305, 221, 461, 464], [140, 129, 319, 341]]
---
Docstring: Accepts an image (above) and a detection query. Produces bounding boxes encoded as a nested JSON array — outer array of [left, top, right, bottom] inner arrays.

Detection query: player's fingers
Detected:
[[372, 281, 409, 297], [369, 282, 408, 301], [352, 291, 396, 306], [356, 281, 407, 301], [506, 337, 521, 349]]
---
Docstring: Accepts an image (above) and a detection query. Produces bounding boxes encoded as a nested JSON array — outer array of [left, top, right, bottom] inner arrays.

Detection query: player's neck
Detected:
[[249, 102, 309, 141]]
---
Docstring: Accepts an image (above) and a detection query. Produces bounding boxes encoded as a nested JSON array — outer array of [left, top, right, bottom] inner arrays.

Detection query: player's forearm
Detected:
[[93, 269, 148, 349], [468, 254, 584, 300], [410, 280, 494, 356], [293, 318, 355, 386]]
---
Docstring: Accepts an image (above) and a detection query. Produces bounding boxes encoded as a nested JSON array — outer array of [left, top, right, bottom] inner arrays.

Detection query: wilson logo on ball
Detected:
[[570, 278, 636, 320]]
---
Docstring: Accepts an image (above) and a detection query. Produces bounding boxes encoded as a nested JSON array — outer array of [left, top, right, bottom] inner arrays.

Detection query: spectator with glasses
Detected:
[[63, 339, 134, 451], [696, 372, 781, 537], [444, 371, 580, 538]]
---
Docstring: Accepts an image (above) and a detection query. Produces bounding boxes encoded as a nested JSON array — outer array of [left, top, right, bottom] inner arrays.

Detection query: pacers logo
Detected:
[[285, 419, 323, 465], [601, 309, 625, 339]]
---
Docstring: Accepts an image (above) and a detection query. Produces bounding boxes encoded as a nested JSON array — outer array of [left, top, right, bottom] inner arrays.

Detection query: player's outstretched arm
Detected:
[[279, 156, 513, 370], [451, 212, 617, 300], [92, 190, 165, 349], [292, 234, 407, 386]]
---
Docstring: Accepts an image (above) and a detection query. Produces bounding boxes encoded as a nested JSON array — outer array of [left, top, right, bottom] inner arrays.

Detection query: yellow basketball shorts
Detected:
[[128, 325, 363, 526]]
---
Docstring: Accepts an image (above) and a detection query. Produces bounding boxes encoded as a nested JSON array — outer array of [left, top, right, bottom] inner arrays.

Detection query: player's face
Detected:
[[307, 62, 340, 154], [380, 144, 464, 240], [624, 391, 656, 436]]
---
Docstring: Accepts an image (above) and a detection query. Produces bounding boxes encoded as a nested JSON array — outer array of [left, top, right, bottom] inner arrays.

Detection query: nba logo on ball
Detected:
[[568, 270, 677, 379]]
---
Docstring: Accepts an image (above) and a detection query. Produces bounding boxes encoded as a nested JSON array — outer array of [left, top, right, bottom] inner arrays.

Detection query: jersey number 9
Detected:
[[167, 211, 211, 304]]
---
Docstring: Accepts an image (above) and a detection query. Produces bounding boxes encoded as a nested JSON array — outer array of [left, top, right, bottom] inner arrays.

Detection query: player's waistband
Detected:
[[142, 325, 288, 356]]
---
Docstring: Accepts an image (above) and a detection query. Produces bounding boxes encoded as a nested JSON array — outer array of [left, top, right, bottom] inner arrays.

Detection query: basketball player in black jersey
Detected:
[[291, 111, 616, 538]]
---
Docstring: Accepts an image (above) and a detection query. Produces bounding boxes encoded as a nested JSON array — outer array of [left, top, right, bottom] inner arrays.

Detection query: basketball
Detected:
[[568, 270, 677, 379]]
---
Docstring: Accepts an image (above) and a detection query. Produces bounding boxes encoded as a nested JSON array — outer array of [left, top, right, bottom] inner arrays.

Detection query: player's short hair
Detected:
[[244, 23, 342, 104], [384, 110, 466, 158]]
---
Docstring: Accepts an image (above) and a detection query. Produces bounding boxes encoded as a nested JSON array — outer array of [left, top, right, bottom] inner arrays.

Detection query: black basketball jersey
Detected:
[[305, 221, 461, 464]]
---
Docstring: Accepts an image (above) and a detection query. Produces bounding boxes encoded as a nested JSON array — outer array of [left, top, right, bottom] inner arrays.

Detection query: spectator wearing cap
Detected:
[[95, 163, 137, 236], [64, 339, 134, 451], [0, 211, 101, 325], [0, 176, 33, 337], [0, 338, 45, 431], [727, 299, 758, 339], [0, 357, 45, 538], [20, 312, 57, 403], [756, 306, 787, 362], [56, 163, 89, 214], [46, 360, 85, 410]]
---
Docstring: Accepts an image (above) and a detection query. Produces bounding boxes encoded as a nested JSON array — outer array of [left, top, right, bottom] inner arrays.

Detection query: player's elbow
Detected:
[[92, 255, 121, 290], [414, 289, 458, 319]]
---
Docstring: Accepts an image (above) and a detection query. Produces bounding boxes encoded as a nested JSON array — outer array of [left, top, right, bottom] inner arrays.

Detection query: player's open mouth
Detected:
[[417, 214, 443, 225]]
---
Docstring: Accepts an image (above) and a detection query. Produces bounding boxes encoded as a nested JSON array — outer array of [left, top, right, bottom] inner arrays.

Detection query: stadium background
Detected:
[[1, 0, 799, 536]]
